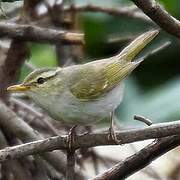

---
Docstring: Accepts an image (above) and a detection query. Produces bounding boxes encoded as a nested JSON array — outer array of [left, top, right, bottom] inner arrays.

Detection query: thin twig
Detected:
[[10, 97, 60, 135], [0, 100, 86, 179], [107, 35, 137, 44], [149, 41, 171, 54], [10, 97, 43, 118], [131, 0, 180, 38], [0, 130, 33, 180], [0, 22, 84, 45], [136, 40, 171, 62], [66, 150, 76, 180], [134, 115, 153, 126], [41, 117, 60, 135], [64, 4, 152, 23], [0, 40, 29, 98], [129, 144, 164, 180], [92, 135, 180, 180]]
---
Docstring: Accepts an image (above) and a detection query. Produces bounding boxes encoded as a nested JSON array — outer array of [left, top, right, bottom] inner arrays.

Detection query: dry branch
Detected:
[[0, 100, 86, 180], [0, 119, 179, 162], [66, 150, 76, 180], [92, 135, 180, 180], [0, 1, 179, 179], [64, 4, 151, 23], [134, 115, 153, 126], [0, 40, 29, 98], [0, 130, 33, 180], [131, 0, 180, 38], [0, 22, 84, 45]]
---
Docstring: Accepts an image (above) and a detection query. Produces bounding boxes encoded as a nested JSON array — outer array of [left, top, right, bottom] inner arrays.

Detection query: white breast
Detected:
[[28, 83, 124, 125]]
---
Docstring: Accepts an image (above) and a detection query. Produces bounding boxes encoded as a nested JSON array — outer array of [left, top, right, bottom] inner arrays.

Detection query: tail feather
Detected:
[[116, 30, 159, 62]]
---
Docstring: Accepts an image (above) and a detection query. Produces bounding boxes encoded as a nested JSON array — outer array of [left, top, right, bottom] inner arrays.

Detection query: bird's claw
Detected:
[[67, 125, 77, 152], [107, 126, 121, 144]]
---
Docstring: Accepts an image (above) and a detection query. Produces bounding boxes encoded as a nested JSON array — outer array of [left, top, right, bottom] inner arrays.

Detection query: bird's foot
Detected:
[[107, 126, 121, 144], [67, 125, 77, 152]]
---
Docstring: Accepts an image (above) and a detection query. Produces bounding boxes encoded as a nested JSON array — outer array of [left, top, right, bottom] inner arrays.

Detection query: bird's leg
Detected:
[[67, 125, 77, 151], [108, 111, 121, 144]]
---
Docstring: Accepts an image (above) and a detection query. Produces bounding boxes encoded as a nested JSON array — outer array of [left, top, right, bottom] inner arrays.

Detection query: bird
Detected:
[[7, 30, 158, 149]]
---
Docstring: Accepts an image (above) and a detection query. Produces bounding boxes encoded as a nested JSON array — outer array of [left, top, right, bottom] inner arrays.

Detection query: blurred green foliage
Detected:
[[29, 44, 57, 67], [12, 0, 180, 125], [19, 44, 56, 81], [160, 0, 180, 17]]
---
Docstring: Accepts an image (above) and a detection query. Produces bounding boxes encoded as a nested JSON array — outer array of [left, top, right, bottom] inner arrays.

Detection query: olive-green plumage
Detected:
[[7, 30, 158, 125], [69, 59, 138, 101], [69, 30, 158, 101]]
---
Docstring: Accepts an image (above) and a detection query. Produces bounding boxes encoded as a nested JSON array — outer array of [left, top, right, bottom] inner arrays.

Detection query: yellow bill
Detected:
[[7, 84, 30, 92]]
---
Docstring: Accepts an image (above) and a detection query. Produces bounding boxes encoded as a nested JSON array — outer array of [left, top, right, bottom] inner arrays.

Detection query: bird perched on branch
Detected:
[[7, 30, 158, 149]]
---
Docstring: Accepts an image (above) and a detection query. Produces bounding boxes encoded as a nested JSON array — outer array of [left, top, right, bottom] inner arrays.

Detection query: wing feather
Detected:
[[70, 60, 138, 101], [69, 30, 158, 100]]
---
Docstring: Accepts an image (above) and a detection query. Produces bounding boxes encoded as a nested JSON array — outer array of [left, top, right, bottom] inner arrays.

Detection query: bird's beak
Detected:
[[7, 84, 30, 92]]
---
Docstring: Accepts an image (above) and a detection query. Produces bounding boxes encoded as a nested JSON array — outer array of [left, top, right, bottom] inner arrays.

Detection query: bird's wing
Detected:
[[70, 60, 138, 101], [70, 30, 159, 101]]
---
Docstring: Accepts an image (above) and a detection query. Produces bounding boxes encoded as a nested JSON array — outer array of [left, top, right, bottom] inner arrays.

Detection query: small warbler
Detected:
[[7, 30, 158, 146]]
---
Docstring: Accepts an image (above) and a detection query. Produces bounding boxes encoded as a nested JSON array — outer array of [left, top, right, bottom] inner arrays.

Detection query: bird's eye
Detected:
[[37, 77, 45, 84]]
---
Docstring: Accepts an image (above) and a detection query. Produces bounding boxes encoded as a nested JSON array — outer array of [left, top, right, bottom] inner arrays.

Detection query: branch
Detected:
[[131, 0, 180, 38], [0, 120, 179, 162], [0, 22, 84, 45], [0, 0, 37, 99], [64, 4, 151, 23], [66, 150, 76, 180], [92, 135, 180, 180], [0, 40, 29, 98], [0, 130, 33, 180], [134, 115, 153, 126], [0, 100, 86, 180]]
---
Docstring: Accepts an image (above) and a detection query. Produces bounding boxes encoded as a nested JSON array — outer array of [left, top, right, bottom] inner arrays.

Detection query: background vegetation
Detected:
[[0, 0, 179, 179], [12, 0, 180, 124]]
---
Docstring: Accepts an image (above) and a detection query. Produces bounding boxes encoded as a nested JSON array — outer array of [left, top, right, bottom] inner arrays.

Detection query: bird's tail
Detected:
[[116, 30, 159, 62], [104, 30, 159, 89]]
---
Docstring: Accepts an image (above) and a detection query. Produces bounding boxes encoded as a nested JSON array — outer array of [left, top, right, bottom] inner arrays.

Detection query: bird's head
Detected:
[[7, 67, 61, 96]]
